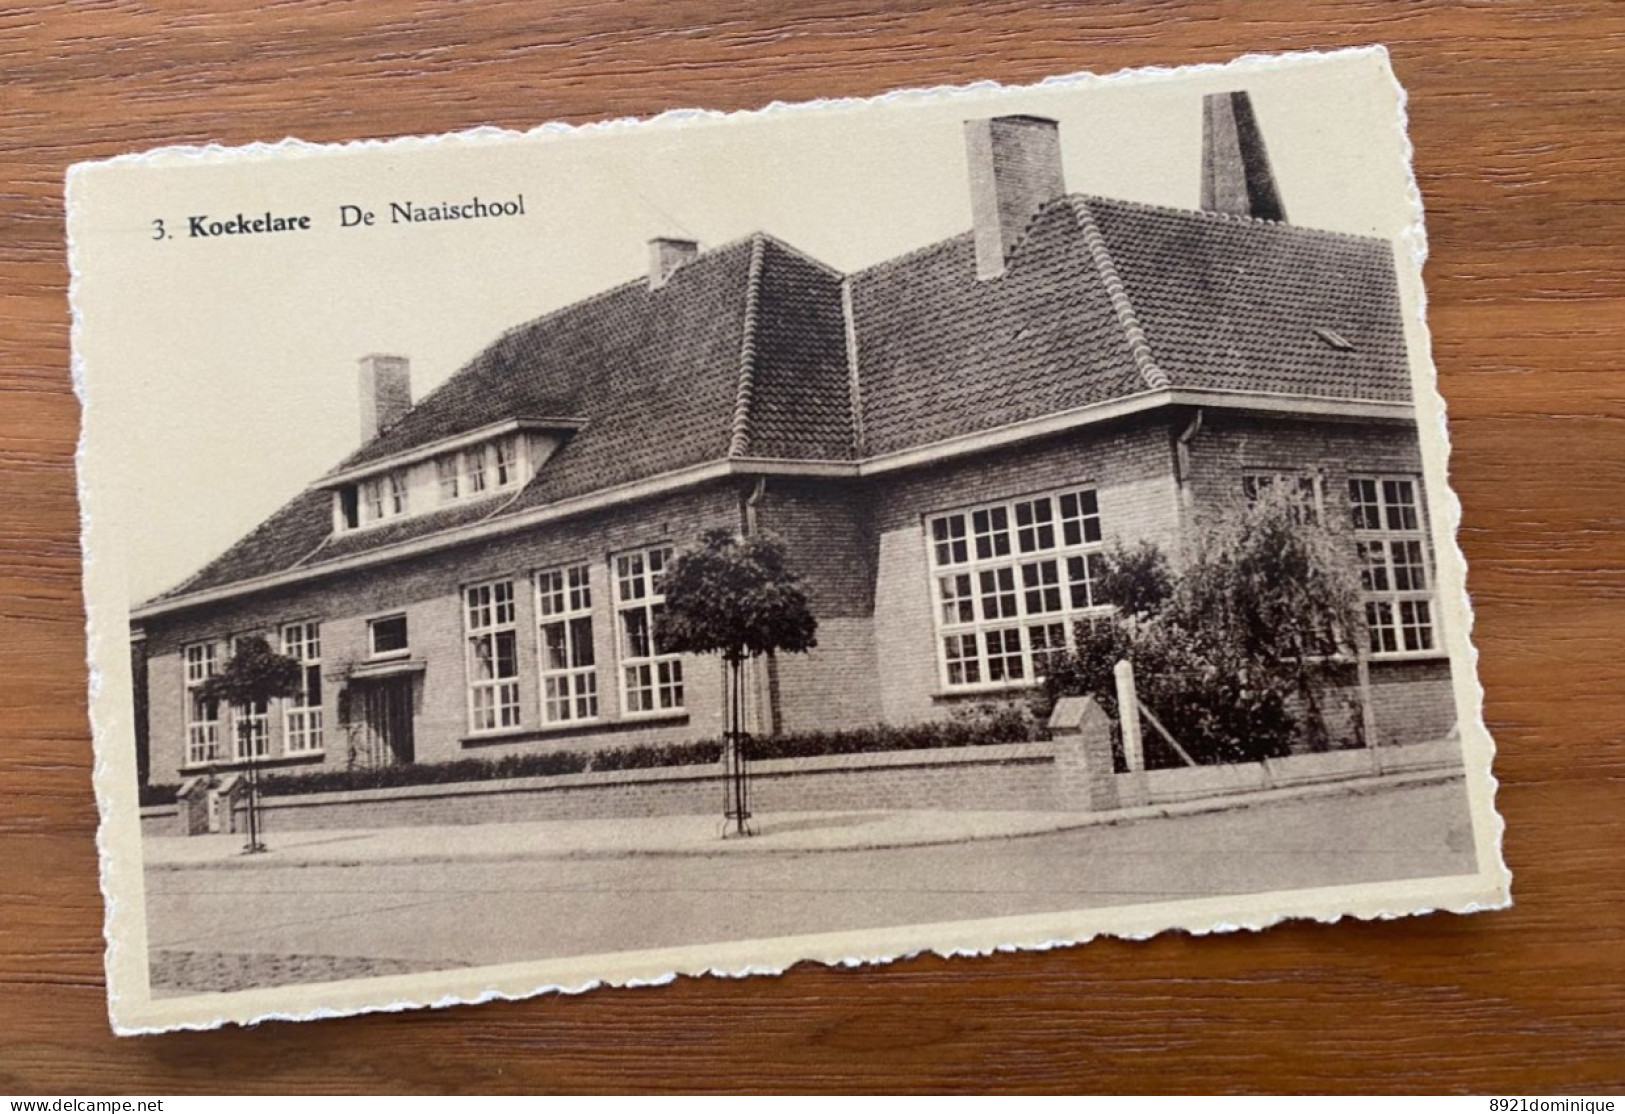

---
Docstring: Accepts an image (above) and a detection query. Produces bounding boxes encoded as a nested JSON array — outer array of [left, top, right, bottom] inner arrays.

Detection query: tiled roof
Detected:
[[1083, 197, 1412, 402], [149, 200, 1412, 606], [849, 201, 1147, 456]]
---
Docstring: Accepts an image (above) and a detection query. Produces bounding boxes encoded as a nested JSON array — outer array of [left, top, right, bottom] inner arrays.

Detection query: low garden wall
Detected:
[[1140, 739, 1463, 803], [140, 742, 1060, 838], [137, 737, 1465, 840]]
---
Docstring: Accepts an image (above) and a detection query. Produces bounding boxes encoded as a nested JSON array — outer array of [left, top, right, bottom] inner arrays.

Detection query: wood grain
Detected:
[[2, 0, 1622, 1094]]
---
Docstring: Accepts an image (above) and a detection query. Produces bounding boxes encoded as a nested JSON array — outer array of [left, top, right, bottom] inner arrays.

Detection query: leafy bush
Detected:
[[252, 707, 1039, 799], [139, 782, 180, 808], [1043, 485, 1364, 766]]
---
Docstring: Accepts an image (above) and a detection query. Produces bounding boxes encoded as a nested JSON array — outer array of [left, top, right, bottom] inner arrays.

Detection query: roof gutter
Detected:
[[132, 389, 1416, 621]]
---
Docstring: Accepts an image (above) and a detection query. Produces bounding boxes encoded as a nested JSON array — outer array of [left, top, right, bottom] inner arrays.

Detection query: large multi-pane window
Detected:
[[537, 565, 598, 723], [928, 489, 1108, 688], [184, 642, 221, 765], [615, 546, 683, 713], [281, 621, 324, 753], [1350, 476, 1436, 655], [465, 580, 521, 732]]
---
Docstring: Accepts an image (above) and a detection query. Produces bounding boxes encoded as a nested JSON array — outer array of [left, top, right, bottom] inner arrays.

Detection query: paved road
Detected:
[[145, 781, 1477, 994]]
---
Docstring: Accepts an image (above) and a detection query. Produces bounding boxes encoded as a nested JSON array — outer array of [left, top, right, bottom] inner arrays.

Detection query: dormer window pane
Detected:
[[466, 447, 488, 494], [495, 438, 518, 487], [387, 472, 408, 515], [436, 457, 461, 501]]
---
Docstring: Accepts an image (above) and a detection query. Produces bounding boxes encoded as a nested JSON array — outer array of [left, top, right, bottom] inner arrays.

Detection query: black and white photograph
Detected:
[[70, 45, 1508, 1033]]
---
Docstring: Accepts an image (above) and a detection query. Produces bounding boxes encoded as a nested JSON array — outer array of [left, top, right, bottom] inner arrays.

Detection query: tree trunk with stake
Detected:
[[722, 650, 752, 837]]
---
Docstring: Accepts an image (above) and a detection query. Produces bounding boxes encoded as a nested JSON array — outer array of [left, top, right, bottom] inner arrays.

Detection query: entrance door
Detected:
[[356, 677, 416, 767]]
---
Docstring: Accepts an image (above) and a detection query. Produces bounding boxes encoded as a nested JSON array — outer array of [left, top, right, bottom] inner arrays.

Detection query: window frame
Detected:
[[1242, 470, 1325, 523], [494, 437, 520, 489], [183, 641, 221, 766], [535, 564, 599, 726], [614, 545, 684, 716], [367, 613, 410, 660], [926, 487, 1110, 692], [464, 579, 522, 734], [1349, 475, 1440, 659], [435, 455, 461, 503], [280, 621, 324, 754]]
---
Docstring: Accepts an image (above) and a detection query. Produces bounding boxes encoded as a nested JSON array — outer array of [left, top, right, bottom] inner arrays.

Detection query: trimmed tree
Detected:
[[198, 635, 303, 853], [655, 528, 818, 836]]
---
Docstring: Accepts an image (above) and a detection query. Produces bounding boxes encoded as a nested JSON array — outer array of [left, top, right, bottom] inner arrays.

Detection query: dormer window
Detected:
[[325, 422, 571, 534]]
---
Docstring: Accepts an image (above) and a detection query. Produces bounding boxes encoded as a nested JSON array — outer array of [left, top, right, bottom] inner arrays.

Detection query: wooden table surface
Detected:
[[3, 0, 1622, 1095]]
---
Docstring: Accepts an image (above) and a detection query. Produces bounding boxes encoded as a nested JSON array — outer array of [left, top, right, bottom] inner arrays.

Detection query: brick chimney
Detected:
[[964, 115, 1066, 280], [649, 237, 699, 289], [1200, 91, 1286, 223], [358, 353, 411, 442]]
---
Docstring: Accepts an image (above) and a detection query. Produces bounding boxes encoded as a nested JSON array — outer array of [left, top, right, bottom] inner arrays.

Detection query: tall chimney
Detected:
[[649, 237, 699, 289], [964, 115, 1066, 280], [1200, 91, 1286, 223], [358, 353, 411, 442]]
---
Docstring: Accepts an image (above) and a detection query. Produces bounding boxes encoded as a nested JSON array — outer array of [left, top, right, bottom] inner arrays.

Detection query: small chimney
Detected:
[[649, 237, 699, 289], [358, 353, 411, 442], [1200, 91, 1286, 223], [964, 115, 1066, 280]]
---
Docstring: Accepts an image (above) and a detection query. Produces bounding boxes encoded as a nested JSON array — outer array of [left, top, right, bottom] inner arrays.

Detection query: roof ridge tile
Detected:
[[728, 236, 768, 458], [1068, 197, 1170, 391]]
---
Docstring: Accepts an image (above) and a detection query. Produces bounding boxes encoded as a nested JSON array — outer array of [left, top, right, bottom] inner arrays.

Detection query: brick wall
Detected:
[[1182, 409, 1427, 539], [753, 477, 882, 733]]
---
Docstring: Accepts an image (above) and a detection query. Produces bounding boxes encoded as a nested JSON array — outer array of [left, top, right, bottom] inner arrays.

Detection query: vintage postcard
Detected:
[[70, 45, 1509, 1033]]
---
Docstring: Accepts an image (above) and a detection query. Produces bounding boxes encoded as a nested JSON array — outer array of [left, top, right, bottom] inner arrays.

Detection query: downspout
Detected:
[[743, 475, 766, 536], [1174, 408, 1204, 542], [740, 475, 780, 735]]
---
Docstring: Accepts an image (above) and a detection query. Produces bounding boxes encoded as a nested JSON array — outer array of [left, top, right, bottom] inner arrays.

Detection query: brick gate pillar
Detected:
[[1048, 696, 1120, 812]]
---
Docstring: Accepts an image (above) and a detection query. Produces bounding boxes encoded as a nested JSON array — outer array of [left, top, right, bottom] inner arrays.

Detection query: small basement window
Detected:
[[1312, 326, 1356, 352], [368, 614, 409, 658]]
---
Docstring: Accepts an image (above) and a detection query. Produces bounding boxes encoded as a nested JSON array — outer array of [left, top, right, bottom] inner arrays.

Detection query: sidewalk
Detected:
[[143, 768, 1460, 871]]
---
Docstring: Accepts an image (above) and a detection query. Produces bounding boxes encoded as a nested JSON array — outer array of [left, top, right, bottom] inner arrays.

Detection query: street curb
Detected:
[[144, 768, 1464, 873]]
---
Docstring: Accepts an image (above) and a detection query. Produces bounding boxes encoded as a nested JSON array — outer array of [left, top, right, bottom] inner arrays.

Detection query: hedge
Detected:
[[248, 706, 1038, 799], [140, 782, 180, 808]]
